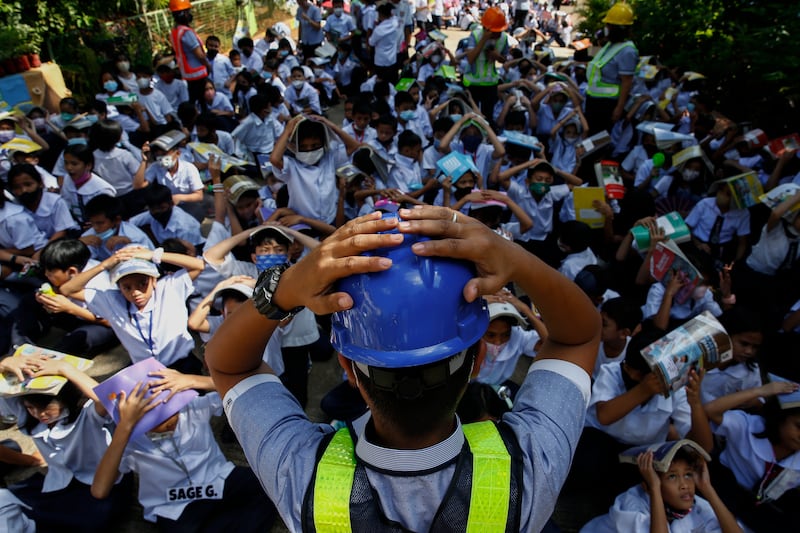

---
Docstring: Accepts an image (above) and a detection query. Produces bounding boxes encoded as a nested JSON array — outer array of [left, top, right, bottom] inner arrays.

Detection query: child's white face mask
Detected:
[[296, 148, 324, 166], [486, 341, 508, 359]]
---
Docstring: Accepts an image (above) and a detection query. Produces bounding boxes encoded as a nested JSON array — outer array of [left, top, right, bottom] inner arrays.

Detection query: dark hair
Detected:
[[601, 297, 643, 332], [177, 102, 199, 128], [91, 99, 108, 115], [505, 110, 527, 129], [39, 239, 91, 272], [376, 113, 398, 131], [63, 143, 94, 167], [290, 66, 305, 77], [624, 329, 664, 375], [432, 117, 454, 134], [251, 228, 291, 249], [719, 306, 762, 337], [456, 381, 511, 423], [394, 91, 415, 109], [134, 64, 153, 76], [60, 97, 79, 112], [238, 37, 254, 49], [297, 119, 325, 144], [218, 288, 249, 306], [754, 401, 800, 446], [559, 220, 592, 253], [259, 84, 282, 106], [195, 112, 220, 132], [278, 38, 292, 50], [670, 445, 704, 472], [84, 194, 123, 221], [206, 35, 221, 46], [145, 183, 173, 207], [249, 94, 271, 115], [352, 147, 377, 175], [355, 344, 478, 436], [22, 382, 84, 433], [353, 101, 372, 117], [156, 63, 174, 74], [91, 120, 123, 152], [229, 49, 241, 59], [574, 264, 610, 299], [505, 142, 532, 161], [7, 164, 43, 186], [397, 130, 422, 150]]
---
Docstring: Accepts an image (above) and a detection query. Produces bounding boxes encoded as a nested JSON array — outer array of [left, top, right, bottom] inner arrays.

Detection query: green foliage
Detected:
[[581, 0, 800, 133]]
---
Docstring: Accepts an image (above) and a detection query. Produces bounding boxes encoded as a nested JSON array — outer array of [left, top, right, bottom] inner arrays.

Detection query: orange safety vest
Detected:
[[170, 25, 207, 81]]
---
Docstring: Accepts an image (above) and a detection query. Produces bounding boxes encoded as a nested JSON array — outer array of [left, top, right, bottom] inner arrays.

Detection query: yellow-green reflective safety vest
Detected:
[[586, 41, 636, 98], [463, 30, 507, 87], [312, 420, 512, 532]]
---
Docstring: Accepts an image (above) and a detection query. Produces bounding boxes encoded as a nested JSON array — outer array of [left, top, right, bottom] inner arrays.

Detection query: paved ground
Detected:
[[0, 22, 585, 532]]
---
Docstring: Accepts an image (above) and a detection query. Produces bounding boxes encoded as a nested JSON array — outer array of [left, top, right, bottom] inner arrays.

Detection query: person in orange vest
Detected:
[[168, 0, 212, 109]]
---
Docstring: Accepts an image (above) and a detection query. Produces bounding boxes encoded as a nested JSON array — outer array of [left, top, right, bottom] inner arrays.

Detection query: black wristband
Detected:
[[10, 255, 17, 265]]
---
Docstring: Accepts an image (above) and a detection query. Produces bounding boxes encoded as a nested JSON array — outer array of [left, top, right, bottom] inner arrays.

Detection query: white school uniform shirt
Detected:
[[585, 361, 691, 445], [550, 135, 579, 174], [701, 362, 762, 404], [535, 103, 573, 138], [136, 88, 174, 125], [333, 56, 360, 87], [476, 327, 540, 385], [369, 17, 400, 67], [397, 117, 426, 140], [82, 221, 155, 261], [361, 4, 377, 31], [28, 400, 113, 492], [580, 484, 724, 533], [0, 203, 46, 251], [746, 222, 800, 276], [26, 192, 78, 238], [634, 159, 672, 198], [0, 488, 34, 533], [128, 206, 205, 247], [714, 410, 800, 501], [231, 113, 283, 155], [206, 254, 319, 348], [60, 173, 117, 223], [65, 259, 113, 313], [343, 123, 377, 145], [621, 144, 649, 175], [507, 181, 571, 242], [145, 159, 204, 196], [205, 92, 234, 113], [93, 146, 142, 195], [559, 248, 598, 281], [422, 145, 445, 177], [210, 54, 235, 97], [241, 51, 264, 74], [388, 154, 423, 192], [593, 337, 631, 378], [325, 12, 357, 38], [85, 269, 195, 366], [685, 197, 750, 244], [155, 78, 189, 112], [33, 164, 59, 191], [368, 138, 398, 167], [284, 82, 322, 115], [275, 152, 339, 223], [641, 283, 722, 322], [205, 314, 285, 375], [119, 394, 236, 522]]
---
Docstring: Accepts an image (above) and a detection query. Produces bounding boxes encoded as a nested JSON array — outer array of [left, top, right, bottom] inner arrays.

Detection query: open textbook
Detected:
[[0, 344, 93, 397], [640, 312, 732, 397], [649, 239, 703, 304], [767, 373, 800, 410], [619, 440, 711, 472]]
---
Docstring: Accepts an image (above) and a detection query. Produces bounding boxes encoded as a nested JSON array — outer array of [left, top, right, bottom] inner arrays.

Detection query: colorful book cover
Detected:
[[640, 311, 732, 397], [395, 78, 416, 92], [106, 93, 138, 105], [93, 358, 198, 442], [723, 172, 764, 210], [758, 183, 800, 216], [502, 131, 541, 151], [631, 212, 691, 250], [573, 187, 606, 229], [765, 134, 800, 160], [650, 240, 703, 304], [188, 142, 249, 173], [577, 130, 610, 159], [0, 344, 93, 397], [594, 160, 625, 199], [436, 152, 479, 183], [435, 65, 458, 81]]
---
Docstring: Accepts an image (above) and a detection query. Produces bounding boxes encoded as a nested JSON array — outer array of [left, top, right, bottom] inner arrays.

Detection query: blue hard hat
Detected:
[[331, 213, 489, 368]]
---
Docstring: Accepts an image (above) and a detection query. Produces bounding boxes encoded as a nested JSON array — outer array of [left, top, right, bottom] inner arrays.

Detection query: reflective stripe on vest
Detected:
[[171, 26, 207, 81], [463, 30, 507, 87], [312, 420, 511, 531], [585, 41, 635, 98]]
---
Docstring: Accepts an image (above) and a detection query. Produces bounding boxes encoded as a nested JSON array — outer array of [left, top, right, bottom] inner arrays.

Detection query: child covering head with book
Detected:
[[581, 440, 742, 533]]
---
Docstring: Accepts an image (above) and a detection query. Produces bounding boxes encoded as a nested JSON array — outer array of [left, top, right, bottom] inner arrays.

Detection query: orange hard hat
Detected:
[[169, 0, 192, 12], [481, 6, 508, 33]]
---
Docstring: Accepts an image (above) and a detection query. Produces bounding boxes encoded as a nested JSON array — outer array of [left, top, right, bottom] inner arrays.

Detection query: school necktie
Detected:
[[755, 461, 785, 504], [708, 215, 724, 246]]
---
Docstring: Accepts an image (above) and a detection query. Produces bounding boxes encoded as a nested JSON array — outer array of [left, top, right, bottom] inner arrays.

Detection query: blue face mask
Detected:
[[461, 134, 482, 153], [103, 80, 119, 92], [97, 227, 115, 241], [449, 113, 462, 122], [399, 109, 417, 121], [61, 112, 75, 122], [686, 102, 696, 112], [255, 253, 288, 272], [86, 115, 99, 124], [67, 137, 88, 146], [433, 138, 441, 150]]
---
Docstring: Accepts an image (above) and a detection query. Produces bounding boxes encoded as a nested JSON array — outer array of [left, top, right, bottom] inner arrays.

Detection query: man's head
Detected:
[[331, 224, 489, 435], [250, 227, 293, 271]]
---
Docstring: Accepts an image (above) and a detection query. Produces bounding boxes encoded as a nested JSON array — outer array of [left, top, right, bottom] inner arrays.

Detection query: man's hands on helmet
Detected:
[[397, 206, 525, 303], [273, 212, 400, 315]]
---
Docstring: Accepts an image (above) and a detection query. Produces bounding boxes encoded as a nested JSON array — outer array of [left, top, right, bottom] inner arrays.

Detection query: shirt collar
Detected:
[[352, 412, 464, 472]]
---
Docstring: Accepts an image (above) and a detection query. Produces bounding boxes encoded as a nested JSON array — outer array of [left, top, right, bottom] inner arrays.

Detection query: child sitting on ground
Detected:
[[581, 441, 742, 533], [594, 297, 642, 376]]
